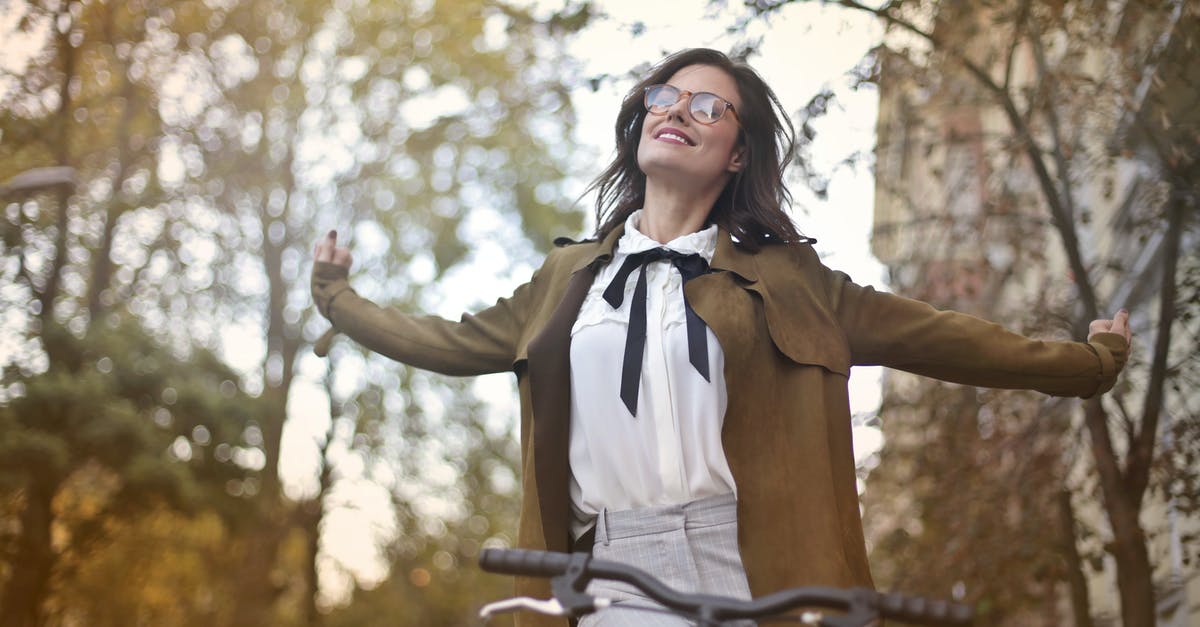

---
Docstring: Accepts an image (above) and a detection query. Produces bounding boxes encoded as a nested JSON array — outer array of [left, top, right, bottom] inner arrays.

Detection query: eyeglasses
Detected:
[[643, 84, 739, 126]]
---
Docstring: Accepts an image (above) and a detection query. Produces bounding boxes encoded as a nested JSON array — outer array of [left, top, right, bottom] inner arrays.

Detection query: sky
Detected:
[[281, 0, 893, 605]]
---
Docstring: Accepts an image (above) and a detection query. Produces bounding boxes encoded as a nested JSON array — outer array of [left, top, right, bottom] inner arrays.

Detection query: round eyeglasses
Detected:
[[643, 84, 740, 126]]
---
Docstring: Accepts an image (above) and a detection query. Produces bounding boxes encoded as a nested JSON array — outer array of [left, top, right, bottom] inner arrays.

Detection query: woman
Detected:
[[312, 48, 1131, 626]]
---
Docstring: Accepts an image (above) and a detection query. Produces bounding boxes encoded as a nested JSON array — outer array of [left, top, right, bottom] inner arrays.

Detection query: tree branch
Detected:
[[1084, 396, 1127, 509], [1126, 185, 1184, 509], [1001, 104, 1101, 322], [1028, 23, 1079, 227], [1111, 390, 1137, 446], [1003, 0, 1032, 91]]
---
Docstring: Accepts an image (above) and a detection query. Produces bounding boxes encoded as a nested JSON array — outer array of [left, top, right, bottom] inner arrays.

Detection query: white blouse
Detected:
[[568, 210, 736, 539]]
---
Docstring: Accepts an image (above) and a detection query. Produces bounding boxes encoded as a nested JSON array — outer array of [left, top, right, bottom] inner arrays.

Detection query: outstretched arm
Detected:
[[828, 269, 1130, 398], [311, 230, 531, 376]]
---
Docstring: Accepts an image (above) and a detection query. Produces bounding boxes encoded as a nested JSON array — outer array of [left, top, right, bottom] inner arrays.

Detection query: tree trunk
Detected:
[[301, 498, 322, 627], [231, 159, 300, 625], [1057, 489, 1095, 627], [230, 514, 287, 627], [301, 386, 336, 627], [1109, 494, 1157, 627], [1084, 398, 1158, 627], [8, 7, 76, 623], [86, 67, 138, 321], [0, 482, 56, 627], [38, 9, 77, 328]]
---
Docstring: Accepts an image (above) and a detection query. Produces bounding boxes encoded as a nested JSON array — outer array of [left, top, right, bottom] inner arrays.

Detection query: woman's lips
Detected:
[[654, 127, 694, 146]]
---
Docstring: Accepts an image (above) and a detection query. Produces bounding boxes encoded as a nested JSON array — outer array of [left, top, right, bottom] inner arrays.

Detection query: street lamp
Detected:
[[0, 166, 77, 199]]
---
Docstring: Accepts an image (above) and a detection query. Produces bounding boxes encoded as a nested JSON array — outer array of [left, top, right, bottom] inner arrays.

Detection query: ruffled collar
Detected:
[[618, 209, 718, 263]]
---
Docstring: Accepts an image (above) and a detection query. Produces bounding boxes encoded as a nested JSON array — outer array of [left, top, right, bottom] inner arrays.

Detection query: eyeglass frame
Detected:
[[642, 84, 741, 126]]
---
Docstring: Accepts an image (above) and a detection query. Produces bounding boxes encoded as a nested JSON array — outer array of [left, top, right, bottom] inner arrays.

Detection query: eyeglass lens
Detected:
[[645, 85, 727, 124]]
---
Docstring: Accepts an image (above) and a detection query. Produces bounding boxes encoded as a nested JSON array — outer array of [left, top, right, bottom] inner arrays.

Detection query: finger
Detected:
[[332, 248, 353, 268], [314, 229, 337, 263], [1108, 307, 1128, 341], [1089, 320, 1109, 336], [1110, 309, 1128, 336]]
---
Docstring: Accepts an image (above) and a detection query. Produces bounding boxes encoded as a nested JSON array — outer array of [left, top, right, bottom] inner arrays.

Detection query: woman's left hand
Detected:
[[1088, 309, 1132, 345]]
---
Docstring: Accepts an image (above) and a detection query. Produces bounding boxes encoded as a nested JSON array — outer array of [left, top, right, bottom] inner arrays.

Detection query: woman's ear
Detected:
[[727, 147, 746, 173]]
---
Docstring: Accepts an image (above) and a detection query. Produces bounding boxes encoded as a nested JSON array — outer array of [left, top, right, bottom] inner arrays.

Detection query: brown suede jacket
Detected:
[[312, 224, 1128, 627]]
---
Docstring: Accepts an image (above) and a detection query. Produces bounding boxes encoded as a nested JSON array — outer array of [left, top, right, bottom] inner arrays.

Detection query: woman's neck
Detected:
[[640, 176, 726, 243]]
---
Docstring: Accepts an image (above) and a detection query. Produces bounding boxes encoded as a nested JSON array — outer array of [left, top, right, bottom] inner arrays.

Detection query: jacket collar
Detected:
[[570, 223, 625, 274], [569, 222, 761, 285], [710, 228, 760, 284]]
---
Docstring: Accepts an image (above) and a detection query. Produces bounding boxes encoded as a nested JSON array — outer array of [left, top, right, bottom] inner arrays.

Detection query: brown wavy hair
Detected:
[[588, 48, 806, 251]]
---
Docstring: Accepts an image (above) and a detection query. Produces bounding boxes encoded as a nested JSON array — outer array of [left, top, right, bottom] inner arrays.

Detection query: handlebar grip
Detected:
[[877, 591, 973, 625], [479, 548, 573, 577]]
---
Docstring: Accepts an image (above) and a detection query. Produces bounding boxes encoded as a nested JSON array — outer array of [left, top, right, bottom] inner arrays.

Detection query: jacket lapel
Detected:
[[526, 226, 622, 552], [526, 268, 590, 552]]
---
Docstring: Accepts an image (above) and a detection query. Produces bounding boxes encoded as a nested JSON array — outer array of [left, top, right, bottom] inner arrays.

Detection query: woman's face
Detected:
[[637, 64, 744, 190]]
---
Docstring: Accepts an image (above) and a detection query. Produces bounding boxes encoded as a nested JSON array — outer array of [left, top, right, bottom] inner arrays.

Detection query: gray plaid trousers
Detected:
[[578, 492, 754, 626]]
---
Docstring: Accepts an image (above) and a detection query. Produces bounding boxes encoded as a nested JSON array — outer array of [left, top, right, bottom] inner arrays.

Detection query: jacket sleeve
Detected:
[[311, 261, 533, 376], [824, 267, 1128, 399]]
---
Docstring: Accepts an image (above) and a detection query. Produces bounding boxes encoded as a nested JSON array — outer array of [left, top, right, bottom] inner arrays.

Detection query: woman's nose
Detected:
[[666, 92, 691, 124]]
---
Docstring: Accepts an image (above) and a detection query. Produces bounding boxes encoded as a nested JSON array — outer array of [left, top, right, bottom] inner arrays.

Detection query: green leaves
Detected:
[[0, 426, 70, 487]]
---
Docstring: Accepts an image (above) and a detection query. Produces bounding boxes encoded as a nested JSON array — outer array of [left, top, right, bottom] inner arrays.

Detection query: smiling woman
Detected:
[[635, 66, 745, 233], [590, 48, 804, 253], [311, 47, 1132, 627]]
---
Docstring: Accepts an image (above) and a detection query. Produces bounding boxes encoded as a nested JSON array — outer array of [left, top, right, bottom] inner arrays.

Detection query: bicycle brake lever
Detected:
[[551, 552, 599, 617], [479, 596, 567, 620]]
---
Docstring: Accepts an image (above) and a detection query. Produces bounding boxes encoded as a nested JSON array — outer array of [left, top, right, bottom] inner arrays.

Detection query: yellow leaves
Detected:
[[51, 462, 120, 546], [57, 506, 235, 626]]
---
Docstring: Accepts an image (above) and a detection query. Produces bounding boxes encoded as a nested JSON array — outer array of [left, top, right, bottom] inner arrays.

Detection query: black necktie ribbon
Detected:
[[601, 247, 712, 417]]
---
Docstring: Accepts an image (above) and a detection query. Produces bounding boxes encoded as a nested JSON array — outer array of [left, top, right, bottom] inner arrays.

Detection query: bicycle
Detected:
[[477, 548, 973, 626]]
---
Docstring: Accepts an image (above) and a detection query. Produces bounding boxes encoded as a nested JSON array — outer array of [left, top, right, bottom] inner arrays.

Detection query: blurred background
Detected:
[[0, 0, 1196, 626]]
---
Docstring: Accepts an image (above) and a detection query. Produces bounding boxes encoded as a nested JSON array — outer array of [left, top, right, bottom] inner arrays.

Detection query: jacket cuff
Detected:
[[312, 261, 355, 320], [1083, 332, 1129, 398]]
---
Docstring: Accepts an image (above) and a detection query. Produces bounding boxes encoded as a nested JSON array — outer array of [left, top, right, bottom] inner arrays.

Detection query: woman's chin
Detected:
[[644, 166, 727, 192], [641, 157, 718, 186]]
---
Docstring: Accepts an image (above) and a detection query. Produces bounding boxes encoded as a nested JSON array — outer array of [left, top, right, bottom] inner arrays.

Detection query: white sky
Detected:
[[284, 0, 892, 606]]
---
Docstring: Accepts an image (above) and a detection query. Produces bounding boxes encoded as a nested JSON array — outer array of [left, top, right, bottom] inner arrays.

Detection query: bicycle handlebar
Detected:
[[480, 548, 973, 626], [480, 547, 572, 577]]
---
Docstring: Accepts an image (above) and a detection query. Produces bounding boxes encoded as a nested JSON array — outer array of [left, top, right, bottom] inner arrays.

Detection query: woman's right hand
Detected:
[[312, 230, 353, 356], [314, 229, 353, 270]]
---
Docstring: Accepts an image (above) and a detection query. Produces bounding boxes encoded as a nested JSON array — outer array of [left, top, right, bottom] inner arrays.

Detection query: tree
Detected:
[[3, 0, 594, 623], [741, 1, 1198, 625], [0, 1, 246, 623], [0, 318, 269, 625], [167, 0, 590, 621]]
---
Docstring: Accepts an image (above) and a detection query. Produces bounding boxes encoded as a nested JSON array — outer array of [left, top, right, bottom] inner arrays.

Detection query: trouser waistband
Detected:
[[595, 492, 737, 546]]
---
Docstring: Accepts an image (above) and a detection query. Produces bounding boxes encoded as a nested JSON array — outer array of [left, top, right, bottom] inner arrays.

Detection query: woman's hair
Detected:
[[587, 48, 802, 251]]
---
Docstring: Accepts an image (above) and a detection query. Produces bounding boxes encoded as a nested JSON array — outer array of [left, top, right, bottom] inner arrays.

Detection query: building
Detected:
[[867, 1, 1198, 625]]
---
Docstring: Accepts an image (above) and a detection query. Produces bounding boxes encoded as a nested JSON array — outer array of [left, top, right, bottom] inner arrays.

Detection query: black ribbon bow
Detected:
[[602, 247, 712, 417]]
